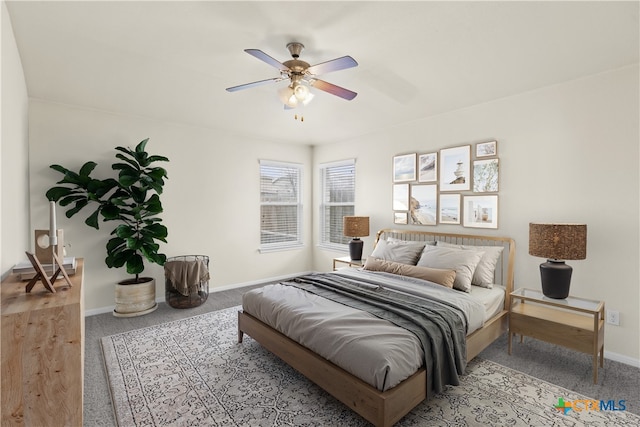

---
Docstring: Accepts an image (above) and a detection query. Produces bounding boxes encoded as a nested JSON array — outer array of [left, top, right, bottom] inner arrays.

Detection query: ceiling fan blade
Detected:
[[306, 56, 358, 75], [310, 79, 357, 101], [226, 77, 282, 92], [245, 49, 289, 71]]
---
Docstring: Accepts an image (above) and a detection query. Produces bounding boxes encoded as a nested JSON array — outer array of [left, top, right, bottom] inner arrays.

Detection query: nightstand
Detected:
[[332, 256, 364, 271], [508, 288, 605, 383]]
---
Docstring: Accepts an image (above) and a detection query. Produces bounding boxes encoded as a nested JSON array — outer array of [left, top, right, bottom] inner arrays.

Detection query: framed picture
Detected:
[[439, 194, 461, 225], [392, 183, 409, 210], [463, 195, 498, 229], [473, 158, 499, 192], [439, 145, 471, 192], [393, 153, 417, 182], [409, 184, 437, 225], [394, 212, 408, 225], [418, 152, 437, 182], [476, 140, 497, 158]]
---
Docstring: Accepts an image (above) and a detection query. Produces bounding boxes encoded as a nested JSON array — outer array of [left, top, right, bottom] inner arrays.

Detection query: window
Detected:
[[319, 159, 355, 249], [259, 160, 303, 251]]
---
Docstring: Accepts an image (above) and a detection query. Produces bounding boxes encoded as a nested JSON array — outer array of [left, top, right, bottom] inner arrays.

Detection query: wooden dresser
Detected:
[[1, 259, 84, 426]]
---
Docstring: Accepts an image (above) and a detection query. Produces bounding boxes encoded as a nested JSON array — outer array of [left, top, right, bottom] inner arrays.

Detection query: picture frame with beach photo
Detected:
[[410, 184, 437, 225], [394, 212, 408, 225], [418, 152, 437, 182], [439, 145, 471, 192], [392, 183, 409, 211], [439, 193, 460, 224], [393, 153, 417, 182]]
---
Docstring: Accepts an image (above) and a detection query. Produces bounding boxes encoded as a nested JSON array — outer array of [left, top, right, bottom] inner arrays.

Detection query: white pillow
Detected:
[[437, 242, 504, 288], [370, 239, 426, 265], [416, 245, 484, 292]]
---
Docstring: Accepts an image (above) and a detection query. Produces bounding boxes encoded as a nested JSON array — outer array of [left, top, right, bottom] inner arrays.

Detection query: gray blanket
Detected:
[[283, 272, 468, 393]]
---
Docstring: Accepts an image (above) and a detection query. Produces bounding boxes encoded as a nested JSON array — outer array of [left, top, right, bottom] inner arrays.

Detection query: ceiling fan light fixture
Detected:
[[279, 83, 314, 108], [278, 85, 298, 108], [301, 91, 314, 106], [293, 83, 309, 101]]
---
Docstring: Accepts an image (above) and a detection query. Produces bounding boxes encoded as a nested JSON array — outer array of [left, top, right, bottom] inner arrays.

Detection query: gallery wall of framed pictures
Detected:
[[392, 140, 499, 229]]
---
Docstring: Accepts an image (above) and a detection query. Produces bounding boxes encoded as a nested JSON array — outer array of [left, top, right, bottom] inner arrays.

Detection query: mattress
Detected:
[[242, 269, 501, 392]]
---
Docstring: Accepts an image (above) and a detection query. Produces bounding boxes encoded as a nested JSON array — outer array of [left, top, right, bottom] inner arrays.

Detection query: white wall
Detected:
[[11, 0, 638, 361], [313, 66, 639, 363], [1, 1, 30, 277], [28, 101, 313, 312]]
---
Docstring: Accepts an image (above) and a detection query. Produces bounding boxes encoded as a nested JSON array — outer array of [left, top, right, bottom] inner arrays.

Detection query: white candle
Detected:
[[49, 201, 58, 246]]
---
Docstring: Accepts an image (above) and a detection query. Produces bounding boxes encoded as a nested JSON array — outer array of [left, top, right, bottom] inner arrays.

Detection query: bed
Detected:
[[238, 229, 515, 427]]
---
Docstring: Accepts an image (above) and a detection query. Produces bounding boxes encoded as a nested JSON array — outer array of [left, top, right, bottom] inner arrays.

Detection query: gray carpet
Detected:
[[85, 284, 640, 426], [101, 306, 640, 426]]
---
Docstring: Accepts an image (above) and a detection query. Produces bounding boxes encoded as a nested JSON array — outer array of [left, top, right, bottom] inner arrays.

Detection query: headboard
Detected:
[[374, 228, 516, 308]]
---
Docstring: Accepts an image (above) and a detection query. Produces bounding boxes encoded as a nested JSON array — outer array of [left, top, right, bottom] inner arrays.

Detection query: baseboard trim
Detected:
[[83, 271, 314, 317], [604, 350, 640, 368]]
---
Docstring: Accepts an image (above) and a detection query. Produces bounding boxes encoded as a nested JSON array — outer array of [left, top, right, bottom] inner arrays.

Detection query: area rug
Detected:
[[102, 306, 639, 426]]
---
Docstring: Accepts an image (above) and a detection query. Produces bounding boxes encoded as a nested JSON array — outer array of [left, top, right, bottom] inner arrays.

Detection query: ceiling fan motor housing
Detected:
[[286, 42, 304, 58]]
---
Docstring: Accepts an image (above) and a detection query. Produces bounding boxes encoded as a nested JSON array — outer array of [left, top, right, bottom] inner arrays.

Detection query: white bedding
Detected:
[[242, 269, 504, 392], [469, 284, 506, 322]]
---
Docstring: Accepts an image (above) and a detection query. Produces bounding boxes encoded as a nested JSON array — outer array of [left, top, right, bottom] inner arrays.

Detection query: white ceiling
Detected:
[[6, 1, 639, 145]]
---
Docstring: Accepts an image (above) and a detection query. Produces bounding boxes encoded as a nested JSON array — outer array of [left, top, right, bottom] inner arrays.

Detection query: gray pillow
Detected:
[[437, 242, 504, 288], [370, 239, 427, 265], [417, 245, 484, 292]]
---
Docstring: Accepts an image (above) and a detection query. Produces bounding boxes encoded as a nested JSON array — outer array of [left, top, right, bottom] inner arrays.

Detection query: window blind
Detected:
[[319, 159, 355, 248], [259, 160, 303, 251]]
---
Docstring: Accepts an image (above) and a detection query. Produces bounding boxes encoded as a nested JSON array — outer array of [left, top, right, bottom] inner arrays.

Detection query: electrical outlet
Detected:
[[606, 310, 620, 326]]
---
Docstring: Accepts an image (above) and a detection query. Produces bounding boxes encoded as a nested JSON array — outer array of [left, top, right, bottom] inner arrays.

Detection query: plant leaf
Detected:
[[46, 186, 74, 201], [126, 254, 144, 275], [85, 209, 101, 229]]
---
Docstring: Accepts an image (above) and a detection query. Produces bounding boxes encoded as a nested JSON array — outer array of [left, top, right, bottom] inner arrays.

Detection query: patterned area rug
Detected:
[[102, 306, 639, 426]]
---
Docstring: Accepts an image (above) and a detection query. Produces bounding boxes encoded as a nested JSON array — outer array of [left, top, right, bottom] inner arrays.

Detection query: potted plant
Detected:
[[46, 138, 169, 317]]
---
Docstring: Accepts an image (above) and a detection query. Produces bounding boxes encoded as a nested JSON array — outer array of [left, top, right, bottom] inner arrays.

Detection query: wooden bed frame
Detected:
[[238, 229, 515, 427]]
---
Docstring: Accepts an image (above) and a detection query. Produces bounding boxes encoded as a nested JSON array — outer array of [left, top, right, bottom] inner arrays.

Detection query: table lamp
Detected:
[[529, 223, 587, 299], [343, 216, 370, 261]]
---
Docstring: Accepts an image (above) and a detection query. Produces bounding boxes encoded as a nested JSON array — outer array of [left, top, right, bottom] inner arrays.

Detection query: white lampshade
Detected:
[[278, 83, 314, 108], [293, 83, 309, 101], [278, 86, 298, 108]]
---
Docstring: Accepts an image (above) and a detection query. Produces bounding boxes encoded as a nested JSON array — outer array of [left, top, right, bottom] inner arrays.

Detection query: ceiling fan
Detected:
[[226, 42, 358, 108]]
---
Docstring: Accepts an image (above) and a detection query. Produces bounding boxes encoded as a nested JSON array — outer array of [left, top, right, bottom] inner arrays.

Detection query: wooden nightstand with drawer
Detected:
[[508, 288, 604, 383]]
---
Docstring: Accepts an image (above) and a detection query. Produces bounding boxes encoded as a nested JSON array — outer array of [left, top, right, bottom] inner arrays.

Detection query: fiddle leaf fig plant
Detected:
[[46, 138, 169, 283]]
